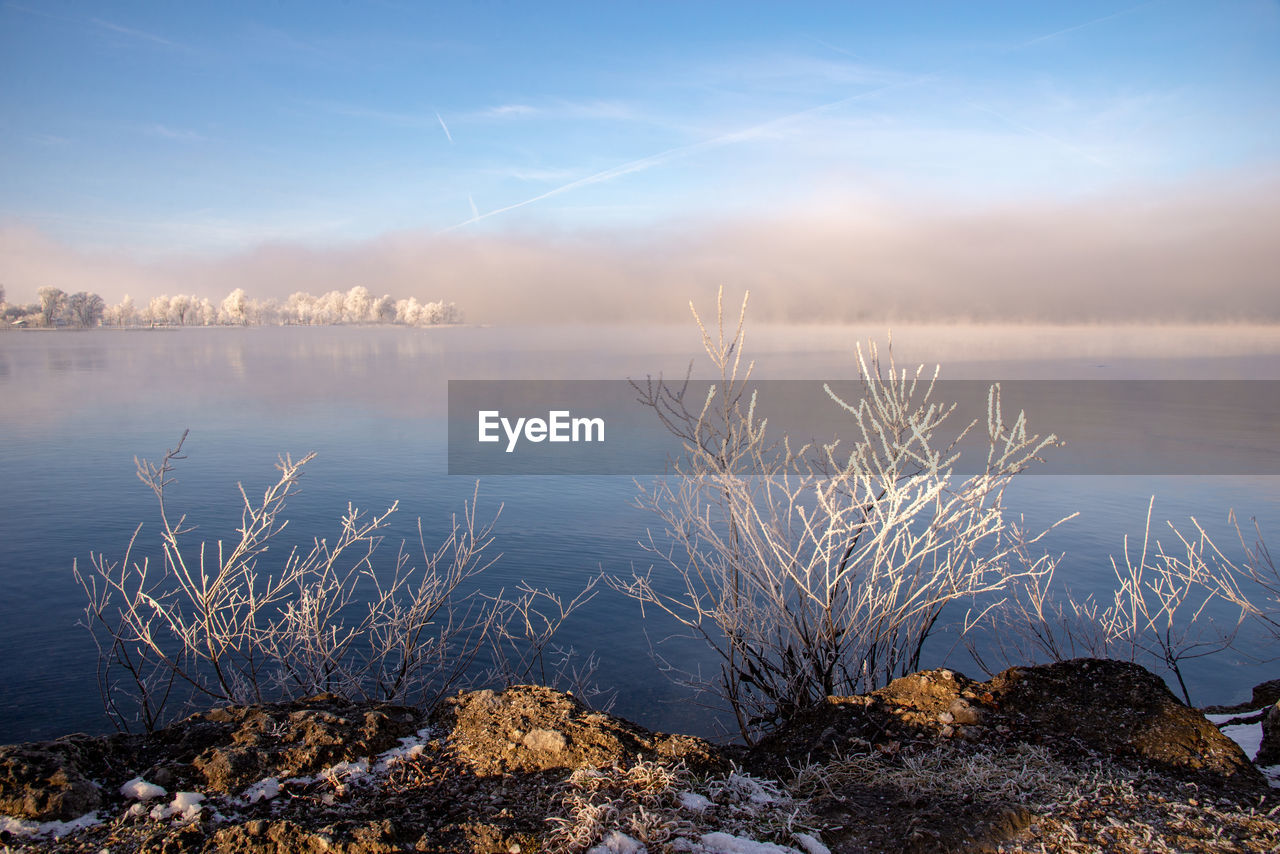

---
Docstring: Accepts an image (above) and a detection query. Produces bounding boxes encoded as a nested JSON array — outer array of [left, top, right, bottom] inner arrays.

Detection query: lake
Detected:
[[1, 323, 1278, 743]]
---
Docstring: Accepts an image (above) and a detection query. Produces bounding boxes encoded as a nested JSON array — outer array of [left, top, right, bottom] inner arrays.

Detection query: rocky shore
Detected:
[[2, 659, 1278, 853]]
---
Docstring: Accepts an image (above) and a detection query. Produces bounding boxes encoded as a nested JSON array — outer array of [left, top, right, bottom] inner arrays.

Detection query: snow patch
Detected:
[[243, 777, 281, 803], [371, 731, 429, 774], [793, 832, 831, 854], [120, 776, 167, 801], [588, 830, 647, 853], [0, 811, 101, 839], [319, 758, 371, 790], [699, 831, 802, 853], [150, 791, 205, 823], [306, 726, 434, 794]]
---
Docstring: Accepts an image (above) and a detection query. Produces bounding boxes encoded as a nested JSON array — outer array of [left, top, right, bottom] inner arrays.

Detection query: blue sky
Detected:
[[1, 1, 1278, 319]]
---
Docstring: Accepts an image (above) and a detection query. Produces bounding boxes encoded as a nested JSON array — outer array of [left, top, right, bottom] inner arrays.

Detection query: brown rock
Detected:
[[2, 661, 1270, 853], [188, 695, 421, 793], [0, 736, 110, 820], [519, 728, 566, 753], [1252, 679, 1280, 709], [753, 658, 1264, 790], [947, 697, 982, 725], [437, 684, 724, 776], [987, 658, 1261, 787]]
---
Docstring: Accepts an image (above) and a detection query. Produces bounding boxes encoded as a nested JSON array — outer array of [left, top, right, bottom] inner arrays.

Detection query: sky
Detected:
[[1, 0, 1278, 322]]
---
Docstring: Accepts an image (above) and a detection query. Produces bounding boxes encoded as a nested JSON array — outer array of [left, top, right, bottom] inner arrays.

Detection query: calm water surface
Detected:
[[1, 324, 1278, 743]]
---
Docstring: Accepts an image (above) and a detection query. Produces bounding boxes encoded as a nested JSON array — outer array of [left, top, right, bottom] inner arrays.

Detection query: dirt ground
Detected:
[[2, 659, 1277, 853]]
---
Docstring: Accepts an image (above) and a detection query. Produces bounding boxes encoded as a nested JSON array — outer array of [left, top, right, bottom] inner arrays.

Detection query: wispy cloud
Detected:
[[963, 101, 1111, 168], [557, 99, 638, 121], [435, 111, 453, 143], [808, 37, 862, 61], [145, 124, 205, 142], [90, 17, 183, 49], [494, 167, 580, 183], [689, 53, 907, 102], [25, 132, 71, 147], [475, 103, 539, 119], [6, 3, 194, 52], [467, 99, 638, 122], [314, 101, 437, 127]]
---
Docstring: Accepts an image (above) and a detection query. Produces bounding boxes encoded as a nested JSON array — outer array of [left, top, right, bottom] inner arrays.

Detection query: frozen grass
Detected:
[[788, 740, 1280, 853], [7, 729, 1278, 852], [789, 740, 1064, 805], [548, 760, 827, 854]]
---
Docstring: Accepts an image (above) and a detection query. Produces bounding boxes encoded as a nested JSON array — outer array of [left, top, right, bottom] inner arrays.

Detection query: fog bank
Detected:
[[3, 177, 1278, 324]]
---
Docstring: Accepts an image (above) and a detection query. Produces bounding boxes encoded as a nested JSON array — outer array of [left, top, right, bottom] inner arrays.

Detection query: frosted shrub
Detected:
[[1095, 499, 1252, 705], [610, 291, 1061, 742], [75, 431, 503, 732], [977, 498, 1259, 706]]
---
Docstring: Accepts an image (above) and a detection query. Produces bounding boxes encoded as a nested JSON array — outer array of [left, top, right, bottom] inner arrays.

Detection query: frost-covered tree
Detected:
[[3, 302, 35, 323], [72, 287, 459, 329], [168, 294, 194, 326], [343, 285, 372, 323], [220, 288, 248, 325], [145, 295, 170, 326], [247, 297, 279, 326], [104, 295, 138, 327], [395, 297, 460, 326], [67, 291, 105, 328], [394, 296, 418, 325], [371, 293, 396, 323], [195, 297, 216, 326], [424, 300, 461, 324], [37, 286, 67, 327], [283, 291, 315, 325], [314, 290, 344, 325]]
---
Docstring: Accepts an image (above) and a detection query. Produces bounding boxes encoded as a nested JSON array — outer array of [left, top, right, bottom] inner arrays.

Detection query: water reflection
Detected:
[[44, 344, 108, 374], [0, 324, 1278, 743]]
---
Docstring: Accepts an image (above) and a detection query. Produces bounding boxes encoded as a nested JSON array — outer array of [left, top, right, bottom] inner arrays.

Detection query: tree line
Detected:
[[0, 284, 461, 329]]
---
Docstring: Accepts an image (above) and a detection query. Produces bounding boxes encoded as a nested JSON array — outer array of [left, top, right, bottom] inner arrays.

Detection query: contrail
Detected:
[[435, 112, 453, 144], [468, 194, 480, 220], [1018, 1, 1157, 48], [443, 4, 1142, 233], [442, 76, 930, 232]]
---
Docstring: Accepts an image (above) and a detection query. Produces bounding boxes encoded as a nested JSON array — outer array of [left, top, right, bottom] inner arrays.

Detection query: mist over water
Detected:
[[5, 178, 1280, 325], [0, 323, 1278, 743]]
